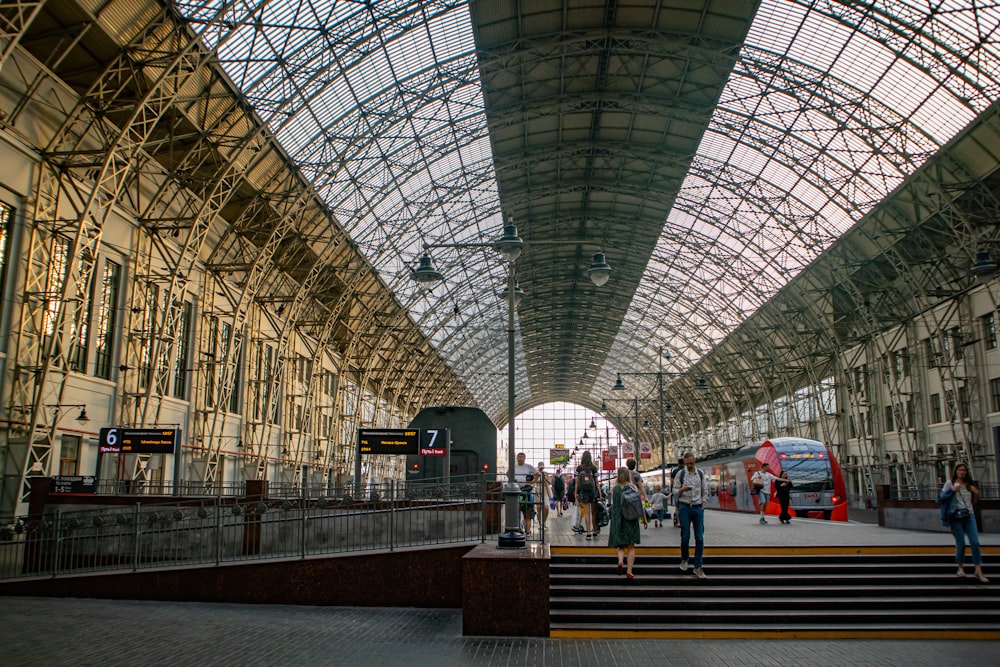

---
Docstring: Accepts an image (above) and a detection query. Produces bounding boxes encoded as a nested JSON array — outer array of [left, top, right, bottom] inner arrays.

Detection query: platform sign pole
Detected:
[[172, 430, 182, 497]]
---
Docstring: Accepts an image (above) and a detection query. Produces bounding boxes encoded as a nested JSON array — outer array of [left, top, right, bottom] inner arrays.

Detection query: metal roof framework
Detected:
[[3, 0, 1000, 470], [172, 0, 1000, 421]]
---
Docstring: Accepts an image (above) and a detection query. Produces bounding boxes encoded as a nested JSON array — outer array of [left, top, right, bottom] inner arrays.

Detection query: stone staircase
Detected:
[[549, 545, 1000, 639]]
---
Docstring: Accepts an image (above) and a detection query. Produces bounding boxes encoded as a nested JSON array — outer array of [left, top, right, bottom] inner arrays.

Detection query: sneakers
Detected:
[[679, 560, 689, 572], [957, 568, 966, 578], [759, 517, 767, 524], [693, 568, 708, 579]]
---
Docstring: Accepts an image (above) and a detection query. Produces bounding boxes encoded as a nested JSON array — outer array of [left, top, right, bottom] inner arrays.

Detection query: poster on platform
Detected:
[[601, 450, 616, 471], [550, 448, 571, 465], [639, 442, 652, 459]]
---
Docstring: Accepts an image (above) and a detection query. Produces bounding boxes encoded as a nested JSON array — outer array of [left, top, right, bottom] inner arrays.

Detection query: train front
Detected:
[[767, 438, 848, 521]]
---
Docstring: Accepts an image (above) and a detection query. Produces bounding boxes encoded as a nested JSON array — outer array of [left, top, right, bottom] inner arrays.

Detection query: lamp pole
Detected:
[[657, 347, 666, 489], [499, 260, 523, 548], [410, 223, 612, 550]]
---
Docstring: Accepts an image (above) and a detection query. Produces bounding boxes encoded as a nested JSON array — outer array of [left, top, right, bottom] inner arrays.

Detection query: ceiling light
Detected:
[[411, 253, 444, 283], [493, 224, 524, 262], [586, 251, 612, 287]]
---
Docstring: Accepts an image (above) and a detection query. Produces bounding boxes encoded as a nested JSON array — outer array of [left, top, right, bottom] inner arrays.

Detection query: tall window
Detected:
[[884, 405, 894, 431], [44, 237, 70, 339], [93, 260, 121, 379], [68, 275, 96, 373], [930, 393, 942, 423], [958, 385, 970, 421], [59, 435, 80, 476], [950, 327, 963, 359], [983, 313, 997, 350], [893, 348, 909, 379], [227, 324, 242, 414], [138, 282, 159, 389], [205, 316, 218, 408], [0, 201, 11, 302], [990, 378, 1000, 413], [173, 301, 192, 399], [944, 390, 956, 422]]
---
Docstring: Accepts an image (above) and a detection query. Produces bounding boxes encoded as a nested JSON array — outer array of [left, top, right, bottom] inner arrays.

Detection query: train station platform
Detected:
[[2, 509, 998, 666]]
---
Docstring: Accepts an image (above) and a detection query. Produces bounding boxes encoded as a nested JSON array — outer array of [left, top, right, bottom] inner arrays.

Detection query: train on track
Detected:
[[640, 437, 848, 521]]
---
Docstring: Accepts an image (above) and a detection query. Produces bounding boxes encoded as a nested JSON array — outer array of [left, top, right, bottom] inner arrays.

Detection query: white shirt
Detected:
[[514, 462, 538, 484], [673, 466, 707, 505], [751, 470, 779, 494], [650, 492, 666, 510], [943, 480, 973, 511]]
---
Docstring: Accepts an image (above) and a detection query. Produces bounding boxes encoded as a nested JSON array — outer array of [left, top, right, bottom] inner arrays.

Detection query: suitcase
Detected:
[[595, 499, 610, 527]]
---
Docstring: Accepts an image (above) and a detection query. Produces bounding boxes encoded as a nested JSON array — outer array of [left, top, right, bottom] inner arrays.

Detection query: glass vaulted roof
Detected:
[[178, 0, 1000, 423]]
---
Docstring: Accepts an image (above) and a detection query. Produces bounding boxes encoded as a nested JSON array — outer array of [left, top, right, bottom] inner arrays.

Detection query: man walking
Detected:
[[750, 462, 779, 524], [670, 457, 684, 527], [673, 452, 708, 579]]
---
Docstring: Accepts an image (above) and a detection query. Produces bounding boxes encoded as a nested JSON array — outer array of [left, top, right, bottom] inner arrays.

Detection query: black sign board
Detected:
[[51, 475, 97, 495], [99, 428, 178, 454], [359, 429, 420, 455], [419, 428, 448, 456]]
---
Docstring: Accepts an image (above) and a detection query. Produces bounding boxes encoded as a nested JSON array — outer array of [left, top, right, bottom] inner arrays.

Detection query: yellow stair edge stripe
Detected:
[[550, 629, 1000, 640], [551, 545, 1000, 556]]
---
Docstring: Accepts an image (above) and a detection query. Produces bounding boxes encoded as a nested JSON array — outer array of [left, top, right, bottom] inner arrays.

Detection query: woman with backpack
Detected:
[[608, 466, 641, 579], [575, 451, 600, 539]]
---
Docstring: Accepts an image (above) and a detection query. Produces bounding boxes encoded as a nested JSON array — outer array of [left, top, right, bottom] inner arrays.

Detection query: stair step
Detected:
[[548, 549, 994, 638], [550, 583, 996, 598], [550, 595, 1000, 609]]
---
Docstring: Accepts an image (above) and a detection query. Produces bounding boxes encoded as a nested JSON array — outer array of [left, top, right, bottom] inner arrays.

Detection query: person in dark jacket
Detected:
[[552, 468, 566, 516], [775, 471, 793, 524]]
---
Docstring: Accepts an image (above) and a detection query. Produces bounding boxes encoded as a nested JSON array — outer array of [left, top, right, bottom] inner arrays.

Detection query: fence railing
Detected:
[[0, 474, 531, 581], [886, 483, 1000, 502]]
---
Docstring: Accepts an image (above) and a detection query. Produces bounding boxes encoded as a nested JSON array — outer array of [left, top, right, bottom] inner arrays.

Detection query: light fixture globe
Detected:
[[612, 372, 626, 391], [493, 224, 524, 262], [498, 282, 524, 307], [971, 249, 998, 281], [587, 251, 612, 287], [411, 253, 444, 283]]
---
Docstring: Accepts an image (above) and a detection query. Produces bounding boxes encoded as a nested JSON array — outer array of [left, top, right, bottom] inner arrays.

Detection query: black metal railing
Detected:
[[0, 474, 507, 581]]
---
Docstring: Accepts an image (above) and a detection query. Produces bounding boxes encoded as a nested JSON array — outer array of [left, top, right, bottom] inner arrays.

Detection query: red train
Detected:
[[700, 437, 848, 521]]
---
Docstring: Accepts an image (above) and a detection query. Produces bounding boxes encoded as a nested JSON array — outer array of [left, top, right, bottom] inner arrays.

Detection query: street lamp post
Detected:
[[611, 346, 671, 489], [411, 224, 612, 549]]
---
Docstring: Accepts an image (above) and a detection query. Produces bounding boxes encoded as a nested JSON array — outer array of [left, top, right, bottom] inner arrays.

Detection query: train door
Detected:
[[448, 450, 478, 478]]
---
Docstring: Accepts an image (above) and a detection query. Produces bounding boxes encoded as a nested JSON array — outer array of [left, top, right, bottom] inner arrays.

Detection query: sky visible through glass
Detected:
[[500, 402, 628, 475]]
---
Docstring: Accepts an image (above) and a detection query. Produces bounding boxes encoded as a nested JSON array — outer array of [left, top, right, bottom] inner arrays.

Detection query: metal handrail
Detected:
[[0, 474, 507, 581]]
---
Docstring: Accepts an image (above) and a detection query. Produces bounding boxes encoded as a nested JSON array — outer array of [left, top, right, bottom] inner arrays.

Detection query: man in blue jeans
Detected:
[[672, 452, 708, 579]]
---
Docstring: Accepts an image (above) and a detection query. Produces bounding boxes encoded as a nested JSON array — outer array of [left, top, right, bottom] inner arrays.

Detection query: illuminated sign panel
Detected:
[[359, 429, 420, 455], [99, 428, 178, 454]]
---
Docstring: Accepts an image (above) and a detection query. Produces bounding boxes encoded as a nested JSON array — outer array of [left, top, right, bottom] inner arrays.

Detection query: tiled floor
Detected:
[[1, 596, 997, 666]]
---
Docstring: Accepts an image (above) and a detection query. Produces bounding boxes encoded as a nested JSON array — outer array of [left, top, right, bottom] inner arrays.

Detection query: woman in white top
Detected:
[[940, 463, 988, 583]]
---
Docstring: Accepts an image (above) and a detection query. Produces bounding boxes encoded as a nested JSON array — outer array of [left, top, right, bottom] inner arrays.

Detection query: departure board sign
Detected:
[[359, 429, 420, 455], [51, 475, 97, 495], [99, 428, 178, 454]]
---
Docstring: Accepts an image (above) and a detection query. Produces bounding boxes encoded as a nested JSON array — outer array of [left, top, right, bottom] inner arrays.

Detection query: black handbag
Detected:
[[952, 507, 971, 520]]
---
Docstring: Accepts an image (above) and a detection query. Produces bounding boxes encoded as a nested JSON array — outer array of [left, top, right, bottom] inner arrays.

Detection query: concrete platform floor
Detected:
[[0, 596, 996, 666], [2, 508, 996, 666]]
